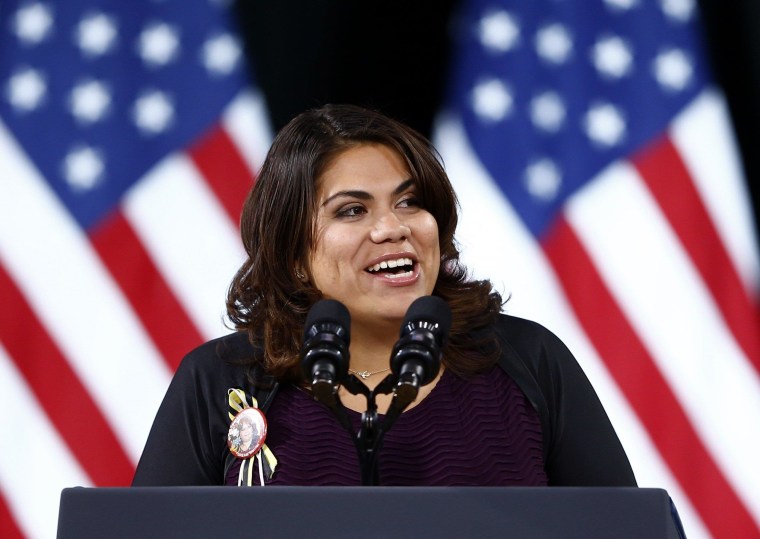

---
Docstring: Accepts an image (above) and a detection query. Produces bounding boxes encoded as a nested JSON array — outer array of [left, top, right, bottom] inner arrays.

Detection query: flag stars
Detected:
[[201, 33, 241, 76], [584, 103, 626, 147], [471, 78, 513, 123], [6, 68, 47, 112], [12, 2, 54, 45], [535, 24, 573, 64], [478, 10, 520, 54], [69, 80, 111, 124], [530, 91, 566, 132], [653, 48, 693, 91], [660, 0, 696, 22], [138, 22, 180, 67], [524, 158, 562, 202], [63, 145, 105, 191], [592, 36, 634, 79], [132, 90, 174, 135], [76, 13, 118, 57], [603, 0, 639, 11]]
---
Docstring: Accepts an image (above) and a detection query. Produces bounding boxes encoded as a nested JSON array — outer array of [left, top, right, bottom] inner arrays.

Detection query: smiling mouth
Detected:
[[366, 257, 415, 279]]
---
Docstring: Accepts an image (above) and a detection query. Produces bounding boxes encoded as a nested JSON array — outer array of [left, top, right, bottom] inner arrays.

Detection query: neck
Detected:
[[348, 319, 399, 374]]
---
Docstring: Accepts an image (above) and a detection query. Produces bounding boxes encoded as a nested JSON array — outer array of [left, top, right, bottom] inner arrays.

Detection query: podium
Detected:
[[57, 486, 684, 538]]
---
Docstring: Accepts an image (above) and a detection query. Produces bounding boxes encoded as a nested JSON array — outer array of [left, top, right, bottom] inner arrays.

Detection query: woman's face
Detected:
[[240, 422, 254, 444], [307, 144, 440, 330]]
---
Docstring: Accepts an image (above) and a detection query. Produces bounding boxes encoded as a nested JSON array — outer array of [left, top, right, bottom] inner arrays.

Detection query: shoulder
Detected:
[[493, 313, 572, 367], [172, 331, 259, 393], [493, 313, 553, 340], [182, 330, 257, 367]]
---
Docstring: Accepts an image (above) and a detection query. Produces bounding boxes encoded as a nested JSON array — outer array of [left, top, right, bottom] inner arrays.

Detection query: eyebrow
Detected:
[[321, 178, 416, 207]]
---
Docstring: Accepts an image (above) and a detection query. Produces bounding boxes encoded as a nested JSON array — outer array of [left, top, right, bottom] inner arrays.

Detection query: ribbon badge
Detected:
[[227, 388, 278, 485]]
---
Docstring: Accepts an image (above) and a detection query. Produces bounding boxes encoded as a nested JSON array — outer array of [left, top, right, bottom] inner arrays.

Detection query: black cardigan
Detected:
[[132, 314, 637, 486]]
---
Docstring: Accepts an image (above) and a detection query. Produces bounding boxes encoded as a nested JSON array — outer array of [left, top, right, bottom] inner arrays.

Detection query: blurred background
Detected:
[[1, 1, 758, 538]]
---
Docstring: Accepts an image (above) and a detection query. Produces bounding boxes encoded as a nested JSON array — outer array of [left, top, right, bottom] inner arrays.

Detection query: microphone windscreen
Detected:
[[403, 295, 452, 335], [304, 299, 351, 341]]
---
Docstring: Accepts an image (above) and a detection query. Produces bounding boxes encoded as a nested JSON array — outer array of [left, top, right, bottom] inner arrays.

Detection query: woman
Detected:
[[132, 104, 636, 487]]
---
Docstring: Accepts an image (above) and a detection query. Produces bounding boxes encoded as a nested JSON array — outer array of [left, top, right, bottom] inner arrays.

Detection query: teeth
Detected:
[[386, 270, 413, 279], [367, 257, 413, 273]]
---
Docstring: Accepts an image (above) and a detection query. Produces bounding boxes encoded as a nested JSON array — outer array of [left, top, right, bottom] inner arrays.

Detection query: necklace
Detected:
[[348, 367, 391, 380]]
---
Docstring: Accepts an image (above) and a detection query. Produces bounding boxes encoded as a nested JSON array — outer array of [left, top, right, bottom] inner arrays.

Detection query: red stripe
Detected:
[[0, 492, 24, 539], [543, 217, 759, 538], [633, 136, 760, 370], [188, 124, 256, 225], [90, 211, 205, 371], [0, 263, 135, 487]]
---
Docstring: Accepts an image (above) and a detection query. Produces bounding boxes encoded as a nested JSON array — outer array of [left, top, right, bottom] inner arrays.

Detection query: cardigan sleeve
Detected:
[[131, 333, 252, 486], [496, 315, 637, 486]]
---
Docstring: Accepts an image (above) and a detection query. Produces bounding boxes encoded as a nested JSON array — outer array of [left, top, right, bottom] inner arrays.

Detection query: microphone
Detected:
[[300, 300, 351, 404], [390, 295, 451, 406]]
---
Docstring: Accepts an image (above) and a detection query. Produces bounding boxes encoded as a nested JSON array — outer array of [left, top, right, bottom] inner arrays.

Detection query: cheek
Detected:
[[419, 213, 441, 258], [307, 227, 352, 290]]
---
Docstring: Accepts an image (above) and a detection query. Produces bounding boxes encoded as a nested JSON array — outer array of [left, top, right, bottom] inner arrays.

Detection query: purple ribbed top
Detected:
[[226, 367, 547, 486]]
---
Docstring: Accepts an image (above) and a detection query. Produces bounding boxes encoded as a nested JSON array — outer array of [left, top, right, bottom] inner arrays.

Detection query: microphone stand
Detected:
[[325, 373, 415, 486]]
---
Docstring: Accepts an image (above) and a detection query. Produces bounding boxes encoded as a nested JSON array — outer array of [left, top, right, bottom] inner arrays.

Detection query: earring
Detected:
[[295, 269, 305, 281]]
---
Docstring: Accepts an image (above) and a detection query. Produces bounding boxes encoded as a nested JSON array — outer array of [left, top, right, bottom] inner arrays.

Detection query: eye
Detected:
[[335, 204, 367, 218], [397, 194, 422, 209]]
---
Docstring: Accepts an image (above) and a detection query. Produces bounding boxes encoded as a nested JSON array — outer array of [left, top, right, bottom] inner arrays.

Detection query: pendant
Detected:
[[355, 370, 371, 379]]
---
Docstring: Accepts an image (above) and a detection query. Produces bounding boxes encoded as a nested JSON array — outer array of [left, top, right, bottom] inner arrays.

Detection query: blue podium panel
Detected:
[[57, 486, 682, 539]]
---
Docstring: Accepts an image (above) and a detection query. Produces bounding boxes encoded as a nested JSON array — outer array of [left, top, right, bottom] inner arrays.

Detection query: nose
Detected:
[[369, 211, 411, 243]]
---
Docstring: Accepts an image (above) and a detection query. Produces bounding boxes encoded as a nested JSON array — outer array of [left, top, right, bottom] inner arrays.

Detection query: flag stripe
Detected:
[[0, 343, 91, 539], [189, 124, 256, 226], [0, 491, 24, 539], [90, 211, 204, 371], [222, 91, 273, 176], [633, 136, 760, 370], [0, 263, 135, 486], [671, 91, 760, 297], [543, 217, 760, 538], [123, 154, 246, 340]]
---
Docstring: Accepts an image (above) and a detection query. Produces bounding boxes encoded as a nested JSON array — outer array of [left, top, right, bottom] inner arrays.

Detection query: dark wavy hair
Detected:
[[227, 104, 503, 382]]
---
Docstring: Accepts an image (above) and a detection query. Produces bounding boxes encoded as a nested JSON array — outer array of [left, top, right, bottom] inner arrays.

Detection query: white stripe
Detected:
[[223, 89, 273, 175], [671, 90, 760, 296], [0, 344, 91, 539], [567, 160, 760, 524], [434, 113, 713, 538], [0, 121, 174, 462], [123, 153, 247, 340]]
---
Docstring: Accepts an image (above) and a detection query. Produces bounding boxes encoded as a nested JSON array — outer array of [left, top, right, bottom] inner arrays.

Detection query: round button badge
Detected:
[[227, 407, 267, 459]]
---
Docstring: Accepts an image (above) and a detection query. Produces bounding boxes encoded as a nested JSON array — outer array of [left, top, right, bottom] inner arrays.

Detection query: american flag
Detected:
[[0, 1, 271, 537], [434, 0, 760, 537]]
